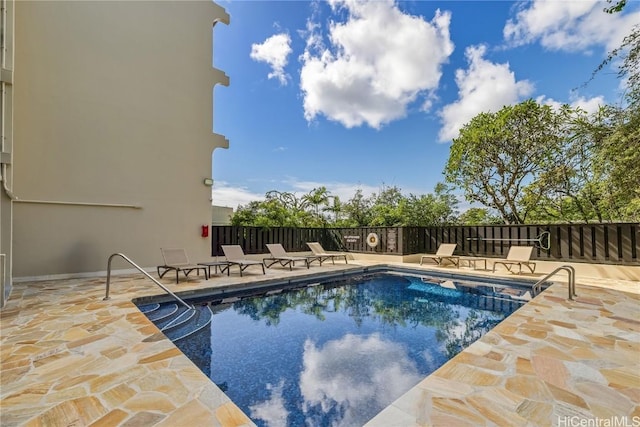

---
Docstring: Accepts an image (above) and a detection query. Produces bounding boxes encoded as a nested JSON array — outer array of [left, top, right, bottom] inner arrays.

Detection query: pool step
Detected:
[[154, 305, 189, 329], [147, 303, 179, 323], [137, 303, 160, 314], [166, 305, 213, 342], [161, 308, 196, 332], [138, 302, 213, 343]]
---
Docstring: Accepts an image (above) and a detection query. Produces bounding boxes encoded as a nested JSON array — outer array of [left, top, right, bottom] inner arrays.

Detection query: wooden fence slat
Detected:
[[558, 225, 567, 260], [583, 225, 594, 260], [607, 224, 620, 262], [619, 223, 633, 262], [595, 225, 607, 262]]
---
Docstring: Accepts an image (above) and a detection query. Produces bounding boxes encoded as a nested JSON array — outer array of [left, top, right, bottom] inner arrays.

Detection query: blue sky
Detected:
[[211, 0, 639, 210]]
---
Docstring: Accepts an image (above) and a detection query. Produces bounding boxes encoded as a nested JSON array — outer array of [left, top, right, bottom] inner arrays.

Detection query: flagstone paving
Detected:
[[1, 261, 638, 426]]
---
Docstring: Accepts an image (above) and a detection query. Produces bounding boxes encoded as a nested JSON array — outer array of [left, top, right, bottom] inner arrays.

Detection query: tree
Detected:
[[231, 190, 315, 227], [369, 185, 406, 226], [444, 100, 564, 224], [323, 195, 344, 224], [302, 187, 330, 225], [525, 106, 611, 223], [403, 183, 459, 226], [586, 5, 640, 220], [596, 104, 640, 220], [341, 189, 373, 227], [457, 208, 502, 225]]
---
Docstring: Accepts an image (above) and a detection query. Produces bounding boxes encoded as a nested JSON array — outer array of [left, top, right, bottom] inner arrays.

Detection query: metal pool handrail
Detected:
[[104, 253, 193, 309], [466, 231, 551, 250], [532, 265, 577, 300]]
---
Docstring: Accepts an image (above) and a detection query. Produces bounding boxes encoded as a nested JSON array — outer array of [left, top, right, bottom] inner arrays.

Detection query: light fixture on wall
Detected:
[[203, 178, 214, 186]]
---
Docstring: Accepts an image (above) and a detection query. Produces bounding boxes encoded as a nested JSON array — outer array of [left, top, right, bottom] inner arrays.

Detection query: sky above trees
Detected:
[[211, 0, 639, 210]]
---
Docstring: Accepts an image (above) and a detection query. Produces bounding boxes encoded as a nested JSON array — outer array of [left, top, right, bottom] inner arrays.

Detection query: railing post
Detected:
[[532, 265, 577, 301], [104, 253, 193, 309]]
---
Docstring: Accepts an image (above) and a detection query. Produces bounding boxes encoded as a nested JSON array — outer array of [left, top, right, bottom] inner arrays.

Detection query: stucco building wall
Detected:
[[10, 0, 229, 278]]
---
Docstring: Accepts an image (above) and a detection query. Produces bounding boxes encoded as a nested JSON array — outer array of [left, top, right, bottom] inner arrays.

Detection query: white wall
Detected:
[[12, 1, 229, 277]]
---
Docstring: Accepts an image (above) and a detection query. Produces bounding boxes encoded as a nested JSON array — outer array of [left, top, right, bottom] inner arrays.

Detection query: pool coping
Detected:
[[132, 264, 541, 305], [1, 262, 638, 426]]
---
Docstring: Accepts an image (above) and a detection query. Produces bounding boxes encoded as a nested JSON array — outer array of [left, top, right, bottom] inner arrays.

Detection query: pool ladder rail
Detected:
[[532, 265, 577, 300], [103, 252, 193, 310]]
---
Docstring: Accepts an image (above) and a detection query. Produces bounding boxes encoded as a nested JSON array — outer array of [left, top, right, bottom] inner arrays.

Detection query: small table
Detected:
[[459, 257, 487, 270], [197, 261, 231, 277]]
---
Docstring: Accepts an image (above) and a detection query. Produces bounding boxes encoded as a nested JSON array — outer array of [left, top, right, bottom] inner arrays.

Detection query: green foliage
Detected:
[[340, 189, 373, 227], [230, 184, 462, 227], [368, 185, 406, 226], [445, 98, 639, 224], [525, 106, 610, 223], [445, 99, 564, 224], [597, 105, 640, 220], [403, 183, 459, 226], [456, 208, 502, 225], [604, 0, 627, 13]]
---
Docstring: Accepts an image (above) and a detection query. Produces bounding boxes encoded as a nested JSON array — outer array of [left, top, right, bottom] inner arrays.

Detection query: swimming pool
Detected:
[[137, 269, 535, 426]]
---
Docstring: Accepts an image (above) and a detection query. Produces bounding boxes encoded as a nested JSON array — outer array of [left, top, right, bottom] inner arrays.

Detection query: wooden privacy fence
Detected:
[[211, 223, 639, 265], [210, 226, 332, 255]]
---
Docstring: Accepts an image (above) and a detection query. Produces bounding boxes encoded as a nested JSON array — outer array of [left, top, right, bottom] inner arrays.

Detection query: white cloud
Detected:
[[571, 95, 606, 113], [251, 33, 293, 85], [438, 45, 534, 142], [504, 0, 640, 52], [299, 334, 422, 426], [211, 181, 264, 209], [536, 94, 606, 114], [249, 380, 289, 427], [300, 0, 454, 129]]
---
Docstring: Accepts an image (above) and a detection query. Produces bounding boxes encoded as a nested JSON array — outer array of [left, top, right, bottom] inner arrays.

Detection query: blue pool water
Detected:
[[152, 272, 530, 427]]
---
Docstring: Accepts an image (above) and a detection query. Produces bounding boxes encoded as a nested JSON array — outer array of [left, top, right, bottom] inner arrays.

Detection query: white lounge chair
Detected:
[[157, 248, 208, 283], [419, 243, 459, 267], [221, 245, 266, 276], [492, 246, 536, 274], [263, 244, 313, 270], [306, 242, 348, 265]]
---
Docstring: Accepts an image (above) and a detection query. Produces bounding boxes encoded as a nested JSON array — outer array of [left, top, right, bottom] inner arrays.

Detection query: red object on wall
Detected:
[[201, 225, 209, 238]]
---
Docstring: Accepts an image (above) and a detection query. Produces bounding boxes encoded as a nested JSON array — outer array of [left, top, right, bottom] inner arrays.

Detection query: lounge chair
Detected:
[[419, 243, 459, 267], [157, 248, 209, 284], [263, 244, 313, 270], [306, 242, 348, 265], [492, 246, 536, 274], [221, 245, 266, 276]]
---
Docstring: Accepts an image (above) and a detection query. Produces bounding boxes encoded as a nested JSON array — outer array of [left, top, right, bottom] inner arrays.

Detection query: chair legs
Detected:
[[157, 265, 207, 284]]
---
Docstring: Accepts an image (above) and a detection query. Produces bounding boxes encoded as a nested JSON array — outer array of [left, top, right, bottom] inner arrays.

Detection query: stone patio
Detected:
[[1, 261, 638, 426]]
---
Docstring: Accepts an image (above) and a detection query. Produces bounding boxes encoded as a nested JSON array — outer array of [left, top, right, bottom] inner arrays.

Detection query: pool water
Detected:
[[173, 272, 528, 427]]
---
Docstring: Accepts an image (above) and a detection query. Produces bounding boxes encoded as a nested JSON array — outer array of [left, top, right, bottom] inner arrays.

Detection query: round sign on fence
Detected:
[[366, 233, 379, 248]]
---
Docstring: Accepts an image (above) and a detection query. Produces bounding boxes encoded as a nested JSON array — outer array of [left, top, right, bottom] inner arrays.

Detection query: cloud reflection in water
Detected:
[[299, 333, 422, 427], [249, 380, 289, 427]]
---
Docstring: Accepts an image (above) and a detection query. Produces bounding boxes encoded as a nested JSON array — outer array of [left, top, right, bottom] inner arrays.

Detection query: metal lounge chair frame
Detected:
[[306, 242, 348, 265], [492, 246, 536, 274], [419, 243, 459, 267], [263, 243, 313, 270], [221, 245, 266, 276], [157, 248, 208, 283]]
